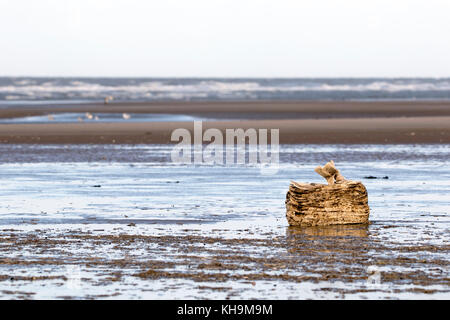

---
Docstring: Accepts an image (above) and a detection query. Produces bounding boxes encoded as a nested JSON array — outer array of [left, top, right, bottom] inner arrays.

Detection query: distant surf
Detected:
[[1, 77, 450, 106]]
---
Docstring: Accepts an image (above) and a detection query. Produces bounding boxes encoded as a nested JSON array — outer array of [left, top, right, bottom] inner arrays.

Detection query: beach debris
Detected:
[[286, 160, 370, 226], [94, 115, 100, 121], [77, 117, 83, 122], [364, 176, 389, 179], [122, 113, 131, 120], [314, 160, 346, 185], [47, 114, 54, 121]]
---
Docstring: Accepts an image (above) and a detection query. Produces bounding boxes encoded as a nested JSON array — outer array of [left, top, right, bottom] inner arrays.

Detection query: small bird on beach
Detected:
[[94, 115, 100, 121], [85, 112, 93, 120], [47, 114, 54, 121], [104, 96, 114, 104], [77, 117, 84, 122], [122, 113, 131, 120]]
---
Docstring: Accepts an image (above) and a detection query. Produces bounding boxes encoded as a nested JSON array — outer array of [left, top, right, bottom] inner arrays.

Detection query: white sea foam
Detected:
[[1, 79, 449, 101]]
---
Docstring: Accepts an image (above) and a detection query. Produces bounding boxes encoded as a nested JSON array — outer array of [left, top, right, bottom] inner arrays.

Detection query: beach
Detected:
[[0, 144, 449, 299], [1, 0, 450, 305], [0, 144, 450, 299], [0, 101, 449, 144], [0, 98, 449, 299], [1, 0, 450, 303]]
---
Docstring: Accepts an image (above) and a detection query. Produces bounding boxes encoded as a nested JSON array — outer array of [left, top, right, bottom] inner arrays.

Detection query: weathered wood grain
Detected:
[[285, 161, 370, 226]]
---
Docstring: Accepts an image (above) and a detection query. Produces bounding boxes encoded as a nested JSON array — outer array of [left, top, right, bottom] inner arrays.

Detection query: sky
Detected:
[[0, 0, 449, 78]]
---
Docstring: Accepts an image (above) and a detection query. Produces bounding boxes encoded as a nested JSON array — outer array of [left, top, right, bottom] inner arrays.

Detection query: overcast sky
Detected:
[[0, 0, 449, 77]]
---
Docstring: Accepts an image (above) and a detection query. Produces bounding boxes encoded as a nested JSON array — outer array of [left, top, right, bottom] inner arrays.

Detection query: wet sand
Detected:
[[1, 225, 448, 299], [0, 101, 449, 144], [0, 101, 449, 299], [2, 100, 450, 119], [0, 144, 448, 299]]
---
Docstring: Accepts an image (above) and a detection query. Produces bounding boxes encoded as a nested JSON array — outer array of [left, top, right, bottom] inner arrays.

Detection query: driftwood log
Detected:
[[286, 160, 370, 226]]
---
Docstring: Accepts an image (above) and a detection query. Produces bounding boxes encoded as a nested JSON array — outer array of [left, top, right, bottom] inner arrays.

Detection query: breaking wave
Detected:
[[0, 78, 449, 104]]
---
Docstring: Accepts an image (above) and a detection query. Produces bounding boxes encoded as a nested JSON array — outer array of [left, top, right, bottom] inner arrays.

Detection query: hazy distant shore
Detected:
[[0, 100, 449, 144]]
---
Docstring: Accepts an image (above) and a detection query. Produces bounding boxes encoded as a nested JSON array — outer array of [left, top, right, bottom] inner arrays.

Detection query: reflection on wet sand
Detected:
[[286, 224, 369, 238], [284, 224, 372, 268]]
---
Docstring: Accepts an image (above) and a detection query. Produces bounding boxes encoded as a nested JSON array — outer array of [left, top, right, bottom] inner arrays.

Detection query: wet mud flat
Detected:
[[0, 222, 448, 299], [0, 144, 449, 299]]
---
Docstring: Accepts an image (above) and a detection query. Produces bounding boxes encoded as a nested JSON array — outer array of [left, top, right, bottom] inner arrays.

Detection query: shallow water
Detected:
[[0, 113, 203, 124], [0, 144, 448, 299]]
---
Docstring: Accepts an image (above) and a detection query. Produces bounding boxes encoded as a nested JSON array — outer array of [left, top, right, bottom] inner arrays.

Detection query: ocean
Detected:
[[1, 77, 450, 106]]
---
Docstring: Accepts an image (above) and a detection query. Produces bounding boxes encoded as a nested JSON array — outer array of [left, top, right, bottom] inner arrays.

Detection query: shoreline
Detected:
[[0, 117, 448, 144], [1, 100, 450, 119], [0, 101, 449, 144]]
